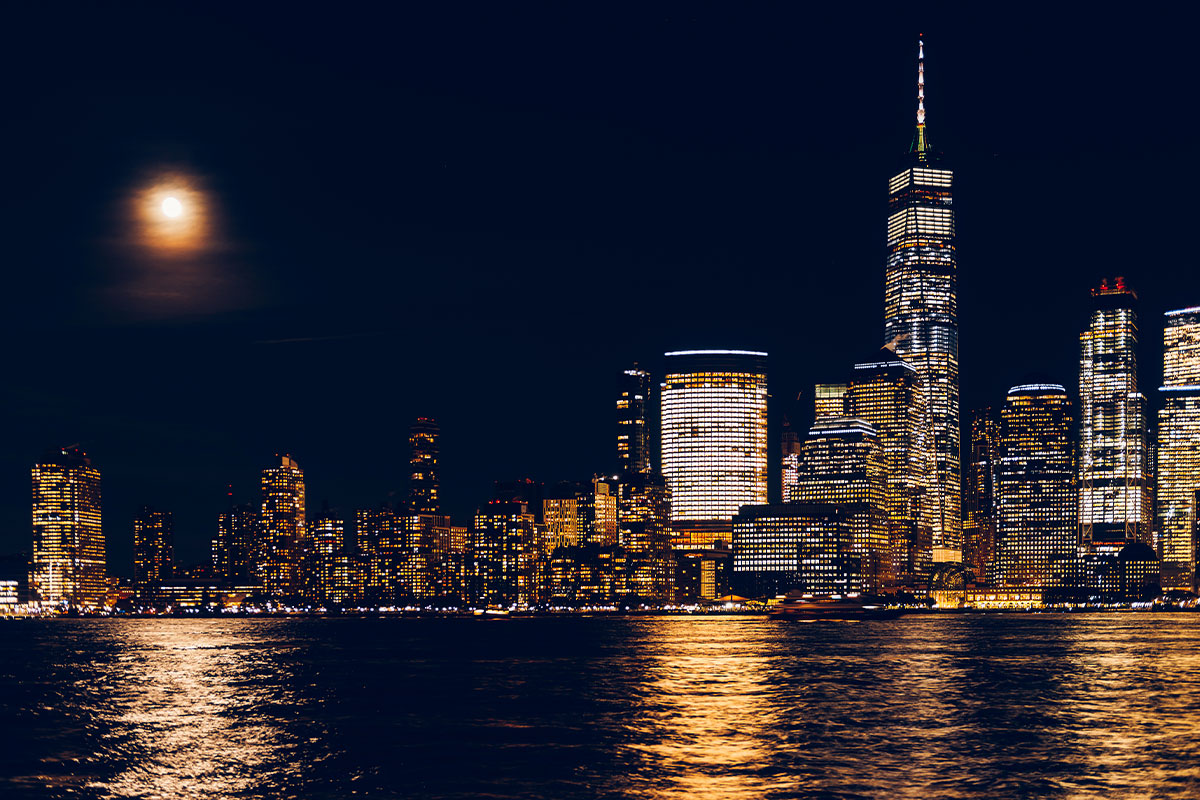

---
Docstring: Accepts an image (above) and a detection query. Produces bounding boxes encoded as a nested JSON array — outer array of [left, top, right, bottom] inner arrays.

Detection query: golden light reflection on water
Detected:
[[627, 617, 791, 799], [1062, 616, 1200, 794], [90, 621, 303, 799]]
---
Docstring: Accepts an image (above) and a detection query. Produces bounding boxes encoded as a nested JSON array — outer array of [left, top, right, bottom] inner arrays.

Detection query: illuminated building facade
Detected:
[[305, 506, 356, 604], [813, 383, 848, 422], [356, 505, 403, 603], [213, 499, 257, 585], [962, 408, 1001, 582], [884, 39, 960, 557], [1078, 278, 1153, 547], [1157, 306, 1200, 588], [259, 454, 306, 598], [471, 499, 537, 607], [789, 417, 889, 589], [780, 415, 802, 503], [401, 512, 452, 599], [660, 349, 768, 548], [992, 385, 1077, 588], [30, 447, 106, 608], [732, 503, 858, 597], [543, 488, 581, 550], [845, 348, 934, 587], [618, 470, 673, 603], [133, 505, 174, 588], [548, 545, 630, 606], [409, 418, 440, 514], [617, 366, 651, 473], [542, 478, 618, 549]]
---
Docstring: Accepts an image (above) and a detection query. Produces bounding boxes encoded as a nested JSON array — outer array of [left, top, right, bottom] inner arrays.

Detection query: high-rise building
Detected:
[[789, 417, 889, 590], [660, 349, 768, 548], [618, 470, 673, 603], [30, 447, 105, 609], [1078, 278, 1153, 547], [992, 384, 1077, 588], [259, 454, 306, 598], [617, 366, 651, 474], [780, 415, 803, 503], [845, 347, 934, 587], [471, 499, 537, 608], [1157, 306, 1200, 589], [883, 38, 960, 557], [962, 408, 1001, 583], [409, 418, 440, 514], [133, 506, 174, 588], [400, 512, 452, 600], [813, 383, 849, 422], [356, 505, 403, 603], [732, 503, 858, 597], [213, 493, 257, 585], [542, 478, 618, 549]]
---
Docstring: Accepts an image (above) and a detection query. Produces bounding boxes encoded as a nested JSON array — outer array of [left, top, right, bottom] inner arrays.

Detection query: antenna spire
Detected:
[[911, 35, 931, 161]]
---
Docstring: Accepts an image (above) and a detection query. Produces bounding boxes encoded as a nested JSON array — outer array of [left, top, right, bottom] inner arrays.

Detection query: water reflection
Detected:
[[91, 620, 317, 799], [623, 618, 790, 799], [5, 615, 1200, 799]]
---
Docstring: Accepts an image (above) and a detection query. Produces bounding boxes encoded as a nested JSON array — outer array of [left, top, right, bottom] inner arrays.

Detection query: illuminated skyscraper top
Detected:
[[30, 447, 106, 609], [1078, 278, 1152, 546], [912, 37, 930, 160], [409, 418, 440, 514], [259, 454, 306, 597], [616, 366, 651, 474], [660, 350, 768, 549], [884, 36, 960, 556]]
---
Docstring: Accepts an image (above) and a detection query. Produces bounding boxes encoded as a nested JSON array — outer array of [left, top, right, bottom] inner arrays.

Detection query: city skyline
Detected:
[[1, 6, 1195, 573]]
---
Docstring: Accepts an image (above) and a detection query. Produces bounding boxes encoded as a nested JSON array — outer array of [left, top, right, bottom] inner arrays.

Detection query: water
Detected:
[[2, 615, 1199, 799]]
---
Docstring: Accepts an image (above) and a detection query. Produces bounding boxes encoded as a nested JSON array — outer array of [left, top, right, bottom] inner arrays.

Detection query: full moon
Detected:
[[161, 196, 183, 218]]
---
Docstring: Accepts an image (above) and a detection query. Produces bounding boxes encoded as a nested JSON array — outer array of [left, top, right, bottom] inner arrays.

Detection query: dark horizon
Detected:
[[2, 3, 1195, 574]]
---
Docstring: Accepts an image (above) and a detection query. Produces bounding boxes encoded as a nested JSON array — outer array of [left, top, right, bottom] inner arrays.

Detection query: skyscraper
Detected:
[[133, 505, 174, 588], [618, 470, 673, 603], [883, 38, 960, 557], [617, 366, 651, 474], [962, 408, 1001, 582], [993, 384, 1077, 589], [660, 349, 768, 548], [813, 383, 849, 422], [789, 417, 889, 589], [1078, 278, 1153, 547], [409, 418, 440, 514], [471, 499, 537, 608], [732, 503, 858, 597], [30, 447, 105, 609], [845, 347, 934, 587], [1157, 306, 1200, 588], [213, 492, 257, 585], [259, 454, 306, 598], [780, 415, 802, 504]]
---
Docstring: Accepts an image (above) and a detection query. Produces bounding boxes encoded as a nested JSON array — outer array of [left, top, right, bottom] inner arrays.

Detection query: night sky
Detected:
[[2, 3, 1195, 574]]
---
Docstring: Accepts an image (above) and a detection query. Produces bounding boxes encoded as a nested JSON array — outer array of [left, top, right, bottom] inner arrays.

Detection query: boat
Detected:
[[769, 590, 905, 620]]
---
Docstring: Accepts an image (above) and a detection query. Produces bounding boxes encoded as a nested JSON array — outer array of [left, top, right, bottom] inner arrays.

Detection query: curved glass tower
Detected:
[[660, 350, 768, 549], [884, 38, 960, 557]]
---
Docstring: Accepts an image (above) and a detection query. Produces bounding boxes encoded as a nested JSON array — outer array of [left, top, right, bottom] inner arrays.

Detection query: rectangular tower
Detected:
[[660, 349, 768, 549], [30, 447, 105, 609], [883, 39, 960, 558], [1157, 306, 1200, 589], [1078, 278, 1153, 547], [133, 506, 174, 588], [617, 366, 652, 474]]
